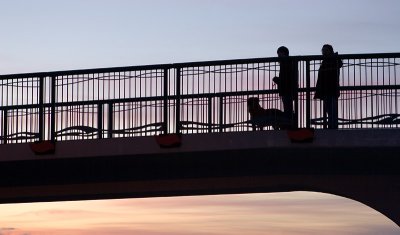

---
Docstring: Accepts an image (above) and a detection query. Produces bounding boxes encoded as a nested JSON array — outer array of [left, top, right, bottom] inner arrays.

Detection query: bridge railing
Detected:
[[0, 53, 399, 144]]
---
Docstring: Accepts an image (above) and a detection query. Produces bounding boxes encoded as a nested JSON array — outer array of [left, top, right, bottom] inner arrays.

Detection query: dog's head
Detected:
[[247, 97, 263, 116], [247, 97, 261, 110]]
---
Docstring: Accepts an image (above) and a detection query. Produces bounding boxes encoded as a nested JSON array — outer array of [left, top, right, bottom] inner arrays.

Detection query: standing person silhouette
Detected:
[[314, 44, 343, 129], [273, 46, 298, 127]]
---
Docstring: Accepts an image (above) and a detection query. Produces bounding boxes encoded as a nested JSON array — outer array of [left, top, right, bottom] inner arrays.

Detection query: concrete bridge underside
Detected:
[[0, 129, 399, 226]]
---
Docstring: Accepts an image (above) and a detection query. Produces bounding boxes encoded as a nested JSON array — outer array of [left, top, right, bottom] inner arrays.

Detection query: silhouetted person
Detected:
[[273, 46, 298, 127], [314, 44, 343, 129]]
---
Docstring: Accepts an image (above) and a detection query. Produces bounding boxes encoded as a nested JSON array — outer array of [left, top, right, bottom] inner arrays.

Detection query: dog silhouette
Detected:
[[247, 97, 291, 130]]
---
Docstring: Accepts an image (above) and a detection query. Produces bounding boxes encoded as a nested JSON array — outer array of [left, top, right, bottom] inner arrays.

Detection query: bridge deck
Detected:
[[0, 129, 398, 200], [1, 129, 400, 163]]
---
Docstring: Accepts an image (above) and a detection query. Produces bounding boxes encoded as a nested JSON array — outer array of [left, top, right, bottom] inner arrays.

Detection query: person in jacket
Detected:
[[273, 46, 298, 126], [314, 44, 343, 129]]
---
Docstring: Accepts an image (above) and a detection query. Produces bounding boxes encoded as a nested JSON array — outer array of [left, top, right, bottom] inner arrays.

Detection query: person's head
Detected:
[[322, 44, 334, 56], [277, 46, 289, 57]]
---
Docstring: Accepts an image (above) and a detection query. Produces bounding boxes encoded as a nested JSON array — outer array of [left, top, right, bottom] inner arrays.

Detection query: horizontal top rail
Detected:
[[1, 52, 399, 79], [172, 52, 400, 67]]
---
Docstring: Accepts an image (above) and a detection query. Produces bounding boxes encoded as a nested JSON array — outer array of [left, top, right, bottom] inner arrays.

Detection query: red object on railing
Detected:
[[287, 128, 315, 143], [155, 134, 182, 148], [29, 141, 56, 155]]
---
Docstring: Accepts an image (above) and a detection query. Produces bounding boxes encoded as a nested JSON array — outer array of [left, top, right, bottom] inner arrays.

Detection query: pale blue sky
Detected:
[[1, 0, 399, 74], [0, 1, 400, 234]]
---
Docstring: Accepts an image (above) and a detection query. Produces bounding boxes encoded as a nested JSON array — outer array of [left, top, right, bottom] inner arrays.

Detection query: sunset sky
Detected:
[[1, 0, 400, 234], [0, 192, 399, 235]]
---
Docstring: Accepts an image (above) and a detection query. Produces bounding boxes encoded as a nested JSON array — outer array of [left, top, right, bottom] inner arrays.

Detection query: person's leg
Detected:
[[323, 99, 328, 129], [331, 97, 339, 129], [282, 96, 294, 128], [282, 96, 293, 117], [325, 97, 339, 129]]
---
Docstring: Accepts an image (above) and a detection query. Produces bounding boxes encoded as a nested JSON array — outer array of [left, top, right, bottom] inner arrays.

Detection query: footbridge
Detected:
[[0, 53, 399, 225]]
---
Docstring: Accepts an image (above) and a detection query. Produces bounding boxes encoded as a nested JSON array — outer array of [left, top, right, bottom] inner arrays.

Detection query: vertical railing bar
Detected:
[[373, 58, 377, 129], [199, 67, 202, 133], [108, 102, 113, 138], [353, 59, 357, 129], [369, 58, 373, 129], [348, 59, 352, 129], [183, 68, 187, 134], [163, 68, 169, 134], [175, 67, 181, 134], [305, 60, 311, 128], [394, 58, 398, 127], [209, 66, 214, 131], [144, 71, 148, 136], [50, 76, 56, 142], [98, 103, 103, 139], [3, 109, 8, 144], [38, 76, 44, 141], [186, 68, 190, 134], [128, 71, 132, 135], [208, 96, 212, 133], [360, 59, 364, 129], [15, 78, 18, 143], [387, 58, 392, 128], [60, 76, 63, 141], [219, 96, 223, 132], [153, 71, 157, 136]]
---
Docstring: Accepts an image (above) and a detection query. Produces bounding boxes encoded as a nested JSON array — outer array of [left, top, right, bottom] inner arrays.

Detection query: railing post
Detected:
[[163, 68, 169, 134], [50, 76, 56, 142], [175, 67, 181, 134], [107, 103, 113, 138], [306, 60, 311, 128], [38, 76, 44, 141], [208, 96, 212, 133], [98, 103, 103, 139], [3, 109, 8, 144]]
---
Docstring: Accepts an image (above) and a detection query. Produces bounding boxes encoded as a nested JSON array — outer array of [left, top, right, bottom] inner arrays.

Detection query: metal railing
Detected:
[[0, 53, 399, 144]]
